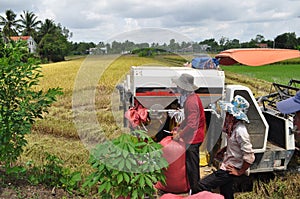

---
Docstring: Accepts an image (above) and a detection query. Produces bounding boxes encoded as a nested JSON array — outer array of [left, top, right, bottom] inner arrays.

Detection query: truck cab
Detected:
[[220, 85, 295, 173]]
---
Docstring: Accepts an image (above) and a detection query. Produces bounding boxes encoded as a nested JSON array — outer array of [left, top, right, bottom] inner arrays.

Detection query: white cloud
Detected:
[[0, 0, 299, 43], [124, 18, 140, 32]]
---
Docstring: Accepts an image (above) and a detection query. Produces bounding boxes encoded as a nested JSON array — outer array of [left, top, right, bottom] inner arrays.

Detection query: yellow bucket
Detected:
[[199, 151, 209, 166]]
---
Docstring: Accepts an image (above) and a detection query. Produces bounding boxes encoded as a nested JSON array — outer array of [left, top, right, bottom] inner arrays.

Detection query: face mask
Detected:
[[176, 87, 188, 108], [222, 113, 235, 136], [179, 95, 187, 108]]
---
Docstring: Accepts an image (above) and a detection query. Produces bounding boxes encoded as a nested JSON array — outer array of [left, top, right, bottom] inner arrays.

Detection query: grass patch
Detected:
[[20, 132, 91, 176], [221, 64, 300, 85], [236, 172, 300, 199]]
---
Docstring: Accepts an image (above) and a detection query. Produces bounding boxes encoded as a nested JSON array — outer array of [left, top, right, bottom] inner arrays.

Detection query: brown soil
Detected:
[[0, 184, 73, 199]]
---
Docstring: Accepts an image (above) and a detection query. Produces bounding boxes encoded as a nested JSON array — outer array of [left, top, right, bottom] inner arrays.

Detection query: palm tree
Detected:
[[36, 19, 57, 44], [0, 9, 19, 38], [39, 19, 56, 34], [19, 10, 41, 37]]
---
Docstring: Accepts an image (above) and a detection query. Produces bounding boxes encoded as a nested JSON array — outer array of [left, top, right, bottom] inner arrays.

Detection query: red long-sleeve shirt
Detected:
[[179, 93, 206, 144]]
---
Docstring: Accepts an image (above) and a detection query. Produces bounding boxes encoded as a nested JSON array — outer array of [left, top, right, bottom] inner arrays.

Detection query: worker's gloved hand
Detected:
[[171, 126, 178, 132], [173, 132, 181, 141], [171, 127, 181, 141]]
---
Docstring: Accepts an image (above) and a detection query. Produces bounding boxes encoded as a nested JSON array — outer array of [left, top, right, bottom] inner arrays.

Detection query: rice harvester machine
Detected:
[[116, 48, 300, 174]]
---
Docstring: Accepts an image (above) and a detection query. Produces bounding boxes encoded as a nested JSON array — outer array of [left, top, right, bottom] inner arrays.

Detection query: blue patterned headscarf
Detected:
[[218, 95, 250, 123]]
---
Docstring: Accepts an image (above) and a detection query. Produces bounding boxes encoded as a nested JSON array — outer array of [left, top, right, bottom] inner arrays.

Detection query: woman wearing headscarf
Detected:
[[195, 95, 255, 199]]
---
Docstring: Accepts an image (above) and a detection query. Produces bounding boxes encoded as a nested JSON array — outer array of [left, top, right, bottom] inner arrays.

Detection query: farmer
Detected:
[[171, 73, 206, 195], [276, 90, 300, 133], [195, 95, 255, 199]]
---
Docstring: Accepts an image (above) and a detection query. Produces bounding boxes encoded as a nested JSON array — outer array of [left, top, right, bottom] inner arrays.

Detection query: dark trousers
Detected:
[[196, 169, 234, 199], [186, 143, 201, 194]]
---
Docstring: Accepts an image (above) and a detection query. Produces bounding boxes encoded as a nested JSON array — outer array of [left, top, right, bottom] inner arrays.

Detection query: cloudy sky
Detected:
[[1, 0, 300, 44]]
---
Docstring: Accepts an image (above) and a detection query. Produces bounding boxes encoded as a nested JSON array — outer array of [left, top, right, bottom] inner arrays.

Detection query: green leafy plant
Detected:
[[38, 153, 65, 187], [0, 41, 62, 166], [83, 130, 168, 199], [60, 170, 82, 194], [29, 153, 82, 193], [2, 153, 82, 195]]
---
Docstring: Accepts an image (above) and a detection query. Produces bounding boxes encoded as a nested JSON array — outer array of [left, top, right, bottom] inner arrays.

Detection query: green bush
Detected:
[[0, 41, 62, 166], [83, 130, 168, 199]]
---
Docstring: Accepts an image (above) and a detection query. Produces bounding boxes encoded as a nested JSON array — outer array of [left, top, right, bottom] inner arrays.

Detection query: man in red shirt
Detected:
[[171, 73, 206, 195]]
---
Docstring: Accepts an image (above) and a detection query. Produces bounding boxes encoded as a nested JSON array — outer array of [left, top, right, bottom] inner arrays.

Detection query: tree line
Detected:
[[0, 9, 72, 62], [1, 9, 300, 62], [99, 33, 300, 55]]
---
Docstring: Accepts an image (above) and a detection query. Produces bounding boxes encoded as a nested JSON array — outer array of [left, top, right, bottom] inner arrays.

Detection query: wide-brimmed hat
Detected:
[[172, 73, 199, 91], [218, 95, 250, 123], [276, 91, 300, 114]]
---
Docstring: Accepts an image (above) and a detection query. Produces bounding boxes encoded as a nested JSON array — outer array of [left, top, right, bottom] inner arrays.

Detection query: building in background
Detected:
[[10, 36, 37, 53]]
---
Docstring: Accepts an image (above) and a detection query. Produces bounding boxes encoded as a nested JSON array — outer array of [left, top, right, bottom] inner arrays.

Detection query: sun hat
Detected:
[[172, 73, 199, 91], [218, 95, 250, 123], [276, 91, 300, 114]]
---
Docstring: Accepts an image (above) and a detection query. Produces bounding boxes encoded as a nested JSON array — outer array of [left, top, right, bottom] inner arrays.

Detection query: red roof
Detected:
[[215, 48, 300, 66], [10, 36, 31, 41]]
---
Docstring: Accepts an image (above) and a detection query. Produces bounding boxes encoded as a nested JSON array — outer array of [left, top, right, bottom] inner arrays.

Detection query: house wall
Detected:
[[27, 37, 37, 53], [10, 36, 37, 53]]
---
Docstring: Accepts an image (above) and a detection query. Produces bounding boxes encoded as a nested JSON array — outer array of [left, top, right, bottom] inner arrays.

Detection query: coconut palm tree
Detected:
[[35, 18, 57, 44], [0, 9, 19, 38], [39, 19, 56, 34], [19, 10, 41, 37]]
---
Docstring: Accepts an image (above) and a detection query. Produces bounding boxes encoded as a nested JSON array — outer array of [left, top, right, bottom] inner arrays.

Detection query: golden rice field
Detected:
[[21, 55, 178, 174], [19, 54, 300, 198]]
